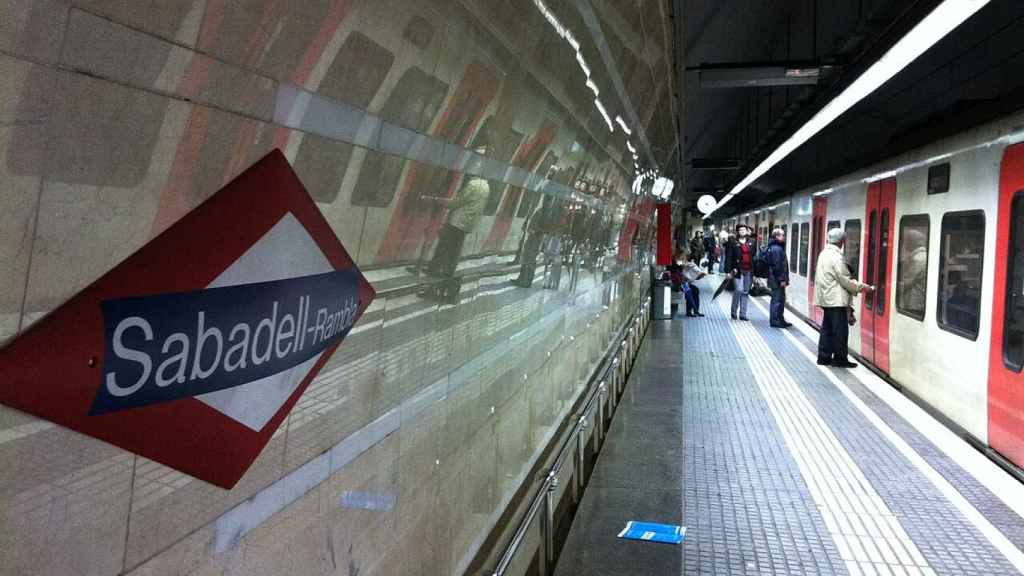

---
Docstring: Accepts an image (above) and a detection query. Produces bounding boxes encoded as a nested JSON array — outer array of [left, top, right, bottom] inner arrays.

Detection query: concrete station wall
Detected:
[[0, 1, 679, 574]]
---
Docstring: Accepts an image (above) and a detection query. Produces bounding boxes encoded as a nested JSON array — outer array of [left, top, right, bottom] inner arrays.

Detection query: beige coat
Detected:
[[447, 177, 489, 232], [814, 243, 867, 308]]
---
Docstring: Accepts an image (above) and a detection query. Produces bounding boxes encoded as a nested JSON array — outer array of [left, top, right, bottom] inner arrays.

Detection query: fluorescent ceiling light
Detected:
[[594, 98, 614, 132], [616, 116, 632, 135], [703, 0, 990, 220], [652, 177, 674, 199]]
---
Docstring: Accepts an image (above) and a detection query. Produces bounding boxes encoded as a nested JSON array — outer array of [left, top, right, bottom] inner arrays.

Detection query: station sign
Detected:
[[0, 150, 375, 488]]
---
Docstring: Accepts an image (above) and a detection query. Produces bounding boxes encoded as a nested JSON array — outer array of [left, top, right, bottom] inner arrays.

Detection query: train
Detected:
[[712, 108, 1024, 475]]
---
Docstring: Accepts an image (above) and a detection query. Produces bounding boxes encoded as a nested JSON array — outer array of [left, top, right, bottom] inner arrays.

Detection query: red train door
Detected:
[[861, 178, 896, 372], [989, 142, 1024, 470], [808, 197, 828, 325]]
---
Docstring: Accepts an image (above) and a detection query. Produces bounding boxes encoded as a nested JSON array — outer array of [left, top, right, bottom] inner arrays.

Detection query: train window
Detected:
[[896, 214, 930, 321], [799, 222, 809, 276], [928, 163, 951, 195], [351, 67, 449, 207], [1004, 193, 1024, 371], [878, 209, 891, 314], [868, 211, 876, 309], [937, 211, 984, 340], [828, 220, 841, 231], [790, 223, 799, 273], [845, 219, 862, 280]]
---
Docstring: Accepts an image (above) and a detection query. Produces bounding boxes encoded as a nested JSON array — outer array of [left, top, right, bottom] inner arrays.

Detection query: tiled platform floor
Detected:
[[553, 276, 1024, 576]]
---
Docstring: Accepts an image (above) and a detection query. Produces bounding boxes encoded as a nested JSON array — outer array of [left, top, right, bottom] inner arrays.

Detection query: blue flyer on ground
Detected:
[[617, 521, 686, 544]]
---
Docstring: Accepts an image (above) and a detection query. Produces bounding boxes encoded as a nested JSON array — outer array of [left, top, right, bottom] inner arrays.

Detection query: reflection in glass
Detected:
[[938, 211, 985, 339], [845, 220, 862, 280], [790, 223, 799, 273], [799, 222, 809, 276], [896, 214, 929, 320], [1005, 193, 1024, 370], [351, 68, 448, 207]]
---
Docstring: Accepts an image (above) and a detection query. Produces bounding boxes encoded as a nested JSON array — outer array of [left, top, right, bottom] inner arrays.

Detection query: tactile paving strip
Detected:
[[743, 296, 1024, 576], [681, 289, 845, 575], [721, 295, 936, 576]]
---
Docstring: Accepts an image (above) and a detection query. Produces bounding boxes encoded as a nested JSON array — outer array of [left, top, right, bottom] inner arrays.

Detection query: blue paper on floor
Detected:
[[617, 521, 686, 544]]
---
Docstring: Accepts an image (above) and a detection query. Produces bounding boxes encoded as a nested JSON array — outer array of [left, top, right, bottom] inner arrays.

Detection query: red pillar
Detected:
[[656, 203, 672, 265]]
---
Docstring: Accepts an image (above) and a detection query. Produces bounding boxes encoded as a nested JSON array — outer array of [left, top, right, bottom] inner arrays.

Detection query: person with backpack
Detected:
[[765, 228, 792, 328], [727, 224, 756, 320]]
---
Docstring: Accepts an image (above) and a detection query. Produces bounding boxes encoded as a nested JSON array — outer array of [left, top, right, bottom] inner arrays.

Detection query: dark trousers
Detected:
[[428, 224, 466, 277], [769, 278, 787, 326], [514, 230, 545, 286], [684, 283, 701, 315], [818, 307, 849, 363]]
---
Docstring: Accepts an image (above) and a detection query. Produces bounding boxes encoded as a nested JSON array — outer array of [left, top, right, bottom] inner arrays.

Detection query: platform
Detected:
[[554, 275, 1024, 576]]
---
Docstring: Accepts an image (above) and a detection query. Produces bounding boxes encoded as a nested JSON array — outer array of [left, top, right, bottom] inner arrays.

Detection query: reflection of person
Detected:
[[426, 143, 490, 277], [902, 227, 928, 313], [513, 167, 559, 287], [815, 229, 874, 368]]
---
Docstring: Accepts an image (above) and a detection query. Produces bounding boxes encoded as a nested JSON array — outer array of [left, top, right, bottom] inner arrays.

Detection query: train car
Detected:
[[713, 109, 1024, 473]]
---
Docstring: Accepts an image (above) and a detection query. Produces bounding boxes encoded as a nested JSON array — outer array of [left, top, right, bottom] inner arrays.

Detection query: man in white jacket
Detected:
[[815, 228, 874, 368], [427, 144, 490, 277]]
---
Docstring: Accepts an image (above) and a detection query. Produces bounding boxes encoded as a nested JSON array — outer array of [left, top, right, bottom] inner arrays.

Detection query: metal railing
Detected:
[[485, 292, 652, 576]]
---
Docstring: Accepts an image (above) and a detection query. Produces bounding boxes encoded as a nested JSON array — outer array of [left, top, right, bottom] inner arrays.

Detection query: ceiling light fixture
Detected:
[[594, 99, 614, 132], [703, 0, 991, 219], [616, 116, 632, 135]]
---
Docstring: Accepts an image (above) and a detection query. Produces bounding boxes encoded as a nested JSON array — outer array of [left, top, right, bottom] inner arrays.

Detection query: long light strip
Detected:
[[703, 0, 991, 219]]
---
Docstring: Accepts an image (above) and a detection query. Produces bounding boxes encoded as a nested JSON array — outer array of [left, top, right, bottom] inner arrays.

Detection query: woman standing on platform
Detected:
[[727, 224, 756, 321]]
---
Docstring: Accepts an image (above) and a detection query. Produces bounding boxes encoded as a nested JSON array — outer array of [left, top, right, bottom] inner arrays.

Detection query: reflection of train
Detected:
[[254, 0, 646, 269], [715, 110, 1024, 476]]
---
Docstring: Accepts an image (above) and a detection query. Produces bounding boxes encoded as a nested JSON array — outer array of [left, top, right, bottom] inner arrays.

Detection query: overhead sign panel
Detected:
[[0, 150, 375, 488]]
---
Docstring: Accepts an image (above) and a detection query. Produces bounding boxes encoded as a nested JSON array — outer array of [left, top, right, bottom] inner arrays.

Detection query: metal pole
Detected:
[[576, 417, 587, 497], [544, 471, 558, 568]]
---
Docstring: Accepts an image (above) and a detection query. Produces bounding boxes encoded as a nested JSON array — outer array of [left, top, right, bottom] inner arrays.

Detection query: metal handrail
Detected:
[[487, 293, 652, 575]]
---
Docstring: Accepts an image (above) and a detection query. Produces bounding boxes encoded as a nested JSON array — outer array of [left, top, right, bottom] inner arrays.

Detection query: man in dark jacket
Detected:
[[689, 231, 705, 266], [767, 228, 792, 328], [702, 233, 717, 274]]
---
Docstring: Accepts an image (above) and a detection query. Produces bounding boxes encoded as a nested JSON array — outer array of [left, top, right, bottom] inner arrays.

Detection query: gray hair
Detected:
[[772, 227, 785, 238], [827, 227, 846, 245]]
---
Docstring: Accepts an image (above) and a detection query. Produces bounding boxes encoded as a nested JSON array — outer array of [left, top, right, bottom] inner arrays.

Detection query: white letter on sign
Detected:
[[106, 316, 154, 397], [190, 311, 224, 381]]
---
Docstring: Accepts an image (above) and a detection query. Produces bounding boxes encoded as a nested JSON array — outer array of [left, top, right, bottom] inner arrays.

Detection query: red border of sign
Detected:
[[0, 150, 376, 488]]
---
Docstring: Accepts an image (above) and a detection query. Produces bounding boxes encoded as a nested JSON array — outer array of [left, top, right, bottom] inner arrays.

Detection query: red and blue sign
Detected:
[[0, 150, 375, 488]]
